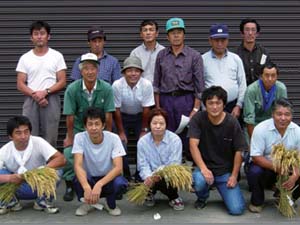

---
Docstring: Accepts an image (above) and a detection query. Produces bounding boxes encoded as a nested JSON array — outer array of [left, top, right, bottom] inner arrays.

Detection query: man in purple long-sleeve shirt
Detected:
[[153, 17, 205, 160]]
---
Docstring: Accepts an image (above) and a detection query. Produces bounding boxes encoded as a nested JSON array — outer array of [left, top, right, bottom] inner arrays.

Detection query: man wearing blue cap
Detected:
[[153, 17, 204, 161], [202, 24, 247, 120]]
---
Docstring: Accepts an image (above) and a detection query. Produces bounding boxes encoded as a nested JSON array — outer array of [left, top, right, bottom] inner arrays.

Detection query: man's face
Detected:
[[81, 62, 98, 84], [273, 106, 292, 132], [242, 22, 258, 44], [261, 67, 278, 91], [88, 37, 105, 56], [31, 28, 49, 47], [205, 96, 224, 118], [124, 67, 142, 87], [10, 125, 31, 150], [85, 117, 104, 141], [140, 24, 158, 43], [150, 115, 166, 136], [167, 28, 185, 47], [209, 38, 228, 57]]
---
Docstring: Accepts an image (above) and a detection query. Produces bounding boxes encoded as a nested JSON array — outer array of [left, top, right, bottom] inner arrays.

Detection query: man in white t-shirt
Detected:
[[16, 20, 67, 147], [0, 116, 66, 215], [72, 107, 128, 216], [112, 56, 155, 180]]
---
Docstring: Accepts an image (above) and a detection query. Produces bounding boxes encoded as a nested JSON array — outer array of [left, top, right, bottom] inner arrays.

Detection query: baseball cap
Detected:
[[166, 17, 185, 32], [209, 24, 229, 39], [80, 53, 99, 64], [121, 56, 144, 73], [87, 26, 106, 41]]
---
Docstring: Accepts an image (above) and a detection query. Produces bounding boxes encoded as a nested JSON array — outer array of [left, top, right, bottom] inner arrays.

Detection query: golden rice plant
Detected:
[[0, 183, 19, 203], [126, 164, 192, 205], [22, 167, 59, 199], [271, 144, 300, 217]]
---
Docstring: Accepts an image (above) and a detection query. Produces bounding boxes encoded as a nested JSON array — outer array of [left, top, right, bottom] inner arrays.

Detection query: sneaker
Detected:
[[75, 203, 94, 216], [194, 199, 207, 209], [144, 193, 155, 207], [33, 199, 59, 214], [104, 202, 121, 216], [0, 199, 22, 215], [248, 203, 263, 213], [169, 197, 184, 211]]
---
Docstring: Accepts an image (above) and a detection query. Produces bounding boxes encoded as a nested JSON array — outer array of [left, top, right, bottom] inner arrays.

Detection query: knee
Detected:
[[113, 176, 128, 189], [192, 170, 207, 191]]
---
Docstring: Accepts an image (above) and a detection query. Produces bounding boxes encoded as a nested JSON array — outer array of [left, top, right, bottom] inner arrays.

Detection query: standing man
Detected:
[[130, 19, 165, 83], [153, 17, 204, 159], [16, 20, 67, 147], [189, 86, 246, 215], [70, 26, 121, 84], [203, 23, 247, 119], [247, 98, 300, 213], [243, 62, 287, 139], [237, 18, 272, 86], [0, 116, 66, 215], [112, 56, 155, 180], [62, 53, 115, 201]]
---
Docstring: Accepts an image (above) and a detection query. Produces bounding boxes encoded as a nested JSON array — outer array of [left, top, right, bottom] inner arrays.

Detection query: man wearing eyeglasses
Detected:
[[237, 18, 272, 86]]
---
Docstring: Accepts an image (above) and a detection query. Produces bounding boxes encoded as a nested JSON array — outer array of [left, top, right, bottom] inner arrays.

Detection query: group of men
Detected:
[[0, 16, 299, 217]]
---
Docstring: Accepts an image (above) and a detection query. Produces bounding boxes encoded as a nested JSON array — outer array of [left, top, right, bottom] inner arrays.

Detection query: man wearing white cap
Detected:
[[62, 53, 115, 201]]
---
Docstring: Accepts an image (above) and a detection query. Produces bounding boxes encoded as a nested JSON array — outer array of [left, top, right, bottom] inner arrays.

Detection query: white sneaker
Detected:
[[75, 203, 94, 216], [169, 197, 184, 211], [0, 199, 22, 215], [104, 202, 121, 216], [33, 200, 59, 214]]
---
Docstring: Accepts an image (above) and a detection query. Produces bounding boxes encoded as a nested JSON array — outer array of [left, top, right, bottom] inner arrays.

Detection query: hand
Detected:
[[38, 98, 48, 107], [9, 174, 23, 184], [63, 136, 73, 147], [144, 176, 160, 187], [90, 183, 102, 204], [119, 132, 128, 144], [231, 106, 241, 118], [32, 90, 47, 102], [201, 168, 214, 185], [282, 175, 297, 191], [189, 110, 197, 118], [227, 175, 237, 188], [83, 186, 93, 204]]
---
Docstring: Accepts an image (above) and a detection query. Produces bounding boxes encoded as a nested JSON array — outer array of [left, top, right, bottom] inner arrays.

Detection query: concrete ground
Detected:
[[1, 171, 300, 224]]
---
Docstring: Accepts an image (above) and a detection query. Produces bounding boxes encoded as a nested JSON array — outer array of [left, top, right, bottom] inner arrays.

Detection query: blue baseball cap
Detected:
[[166, 17, 185, 32], [209, 24, 229, 39]]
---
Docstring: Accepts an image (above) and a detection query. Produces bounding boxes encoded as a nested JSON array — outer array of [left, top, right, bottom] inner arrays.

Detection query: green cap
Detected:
[[166, 17, 185, 32]]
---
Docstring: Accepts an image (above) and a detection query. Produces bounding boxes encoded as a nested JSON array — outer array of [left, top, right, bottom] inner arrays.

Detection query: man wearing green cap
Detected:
[[153, 17, 204, 161]]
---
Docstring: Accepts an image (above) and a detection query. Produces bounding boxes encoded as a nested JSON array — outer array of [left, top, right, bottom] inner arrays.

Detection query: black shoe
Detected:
[[194, 199, 207, 209], [63, 181, 74, 201]]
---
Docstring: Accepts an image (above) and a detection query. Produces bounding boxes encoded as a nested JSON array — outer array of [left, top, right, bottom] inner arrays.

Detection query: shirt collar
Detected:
[[268, 118, 296, 133], [142, 42, 160, 51], [210, 49, 228, 58], [166, 45, 187, 56], [150, 131, 168, 144], [82, 80, 97, 92]]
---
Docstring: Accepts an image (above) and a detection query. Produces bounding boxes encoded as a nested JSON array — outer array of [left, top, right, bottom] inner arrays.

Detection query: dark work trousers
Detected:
[[151, 179, 179, 201]]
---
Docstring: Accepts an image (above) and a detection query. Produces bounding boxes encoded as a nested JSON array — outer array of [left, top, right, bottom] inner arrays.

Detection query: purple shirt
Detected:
[[153, 45, 204, 99]]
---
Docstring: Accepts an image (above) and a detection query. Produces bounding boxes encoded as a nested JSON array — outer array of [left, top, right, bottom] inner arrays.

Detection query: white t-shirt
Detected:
[[72, 131, 126, 177], [16, 48, 67, 91], [0, 136, 57, 173], [112, 77, 154, 114]]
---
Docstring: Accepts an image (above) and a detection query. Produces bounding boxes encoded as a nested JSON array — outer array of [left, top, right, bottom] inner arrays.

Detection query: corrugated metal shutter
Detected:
[[0, 0, 299, 155]]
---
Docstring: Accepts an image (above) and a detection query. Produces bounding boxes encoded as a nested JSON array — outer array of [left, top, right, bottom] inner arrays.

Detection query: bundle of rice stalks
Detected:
[[0, 183, 19, 203], [126, 164, 192, 205], [22, 167, 59, 199], [271, 144, 300, 218]]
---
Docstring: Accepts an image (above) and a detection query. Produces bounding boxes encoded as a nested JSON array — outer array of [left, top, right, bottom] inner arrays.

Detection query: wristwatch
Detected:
[[46, 88, 51, 95]]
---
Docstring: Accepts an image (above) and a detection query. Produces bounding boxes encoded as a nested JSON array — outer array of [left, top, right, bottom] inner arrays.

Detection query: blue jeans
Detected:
[[193, 168, 245, 215], [0, 168, 62, 203]]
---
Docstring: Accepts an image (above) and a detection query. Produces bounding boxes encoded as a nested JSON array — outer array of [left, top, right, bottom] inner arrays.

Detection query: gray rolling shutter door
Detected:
[[0, 1, 299, 153]]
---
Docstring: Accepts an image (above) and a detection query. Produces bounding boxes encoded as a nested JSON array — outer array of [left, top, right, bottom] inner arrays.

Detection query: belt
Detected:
[[161, 90, 193, 97]]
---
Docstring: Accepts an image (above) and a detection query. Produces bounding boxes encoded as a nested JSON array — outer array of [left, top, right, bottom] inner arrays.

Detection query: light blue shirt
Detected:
[[72, 131, 126, 177], [251, 118, 300, 160], [130, 42, 165, 83], [137, 130, 182, 180], [202, 49, 247, 107]]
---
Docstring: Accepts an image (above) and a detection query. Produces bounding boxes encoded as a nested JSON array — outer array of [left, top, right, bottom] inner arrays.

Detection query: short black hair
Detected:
[[202, 86, 227, 107], [83, 107, 106, 125], [272, 98, 294, 114], [240, 18, 260, 33], [30, 20, 51, 35], [140, 19, 159, 31], [148, 108, 168, 128], [7, 116, 32, 136], [262, 62, 279, 76]]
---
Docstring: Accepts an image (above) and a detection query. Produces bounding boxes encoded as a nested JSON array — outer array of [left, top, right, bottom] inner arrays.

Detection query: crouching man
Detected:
[[0, 115, 66, 215], [73, 107, 128, 216]]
